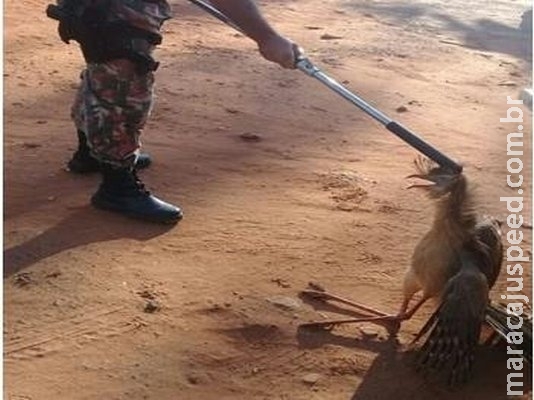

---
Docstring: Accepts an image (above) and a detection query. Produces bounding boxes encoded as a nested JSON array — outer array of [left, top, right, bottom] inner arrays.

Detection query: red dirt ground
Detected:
[[4, 0, 533, 399]]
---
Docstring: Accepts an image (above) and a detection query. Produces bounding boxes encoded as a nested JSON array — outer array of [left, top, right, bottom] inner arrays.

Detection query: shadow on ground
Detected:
[[344, 1, 532, 64], [3, 207, 175, 277], [351, 343, 531, 400], [297, 292, 531, 399]]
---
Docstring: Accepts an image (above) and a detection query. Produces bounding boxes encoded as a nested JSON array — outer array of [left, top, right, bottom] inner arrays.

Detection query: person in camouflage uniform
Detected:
[[48, 0, 300, 224], [69, 0, 172, 170]]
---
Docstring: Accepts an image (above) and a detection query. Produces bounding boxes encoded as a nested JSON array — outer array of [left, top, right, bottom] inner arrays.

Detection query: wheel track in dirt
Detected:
[[4, 306, 145, 361]]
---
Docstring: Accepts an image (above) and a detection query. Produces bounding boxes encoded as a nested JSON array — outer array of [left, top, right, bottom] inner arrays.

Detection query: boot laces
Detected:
[[132, 170, 151, 195]]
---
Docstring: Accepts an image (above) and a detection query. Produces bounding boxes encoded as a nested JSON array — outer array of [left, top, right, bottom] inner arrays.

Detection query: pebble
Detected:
[[302, 373, 322, 385], [308, 281, 325, 292], [267, 296, 302, 311], [396, 105, 408, 113], [144, 299, 161, 313], [239, 132, 262, 142], [359, 325, 379, 338], [13, 272, 32, 287], [320, 33, 343, 40], [271, 278, 291, 288]]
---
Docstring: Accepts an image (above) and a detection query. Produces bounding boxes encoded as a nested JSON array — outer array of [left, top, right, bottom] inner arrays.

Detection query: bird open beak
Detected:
[[405, 174, 435, 190]]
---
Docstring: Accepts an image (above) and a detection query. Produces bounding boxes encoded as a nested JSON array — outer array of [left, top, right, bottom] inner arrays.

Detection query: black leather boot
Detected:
[[68, 130, 151, 173], [91, 164, 183, 224]]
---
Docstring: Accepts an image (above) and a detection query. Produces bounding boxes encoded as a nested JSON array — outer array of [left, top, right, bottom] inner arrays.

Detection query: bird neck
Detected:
[[431, 177, 476, 242]]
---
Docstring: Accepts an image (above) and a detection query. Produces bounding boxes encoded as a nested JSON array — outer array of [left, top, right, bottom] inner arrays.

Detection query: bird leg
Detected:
[[300, 289, 388, 317], [300, 295, 429, 330], [398, 296, 428, 320], [300, 314, 399, 329]]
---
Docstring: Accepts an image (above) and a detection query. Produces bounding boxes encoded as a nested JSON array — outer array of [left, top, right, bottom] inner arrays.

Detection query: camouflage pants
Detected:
[[71, 59, 155, 167]]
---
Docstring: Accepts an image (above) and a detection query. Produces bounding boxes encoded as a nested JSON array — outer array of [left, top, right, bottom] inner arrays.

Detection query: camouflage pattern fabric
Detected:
[[72, 59, 155, 166], [107, 0, 172, 35], [70, 0, 171, 167]]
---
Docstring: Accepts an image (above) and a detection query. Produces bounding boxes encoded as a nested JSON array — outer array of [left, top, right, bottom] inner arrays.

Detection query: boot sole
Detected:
[[91, 196, 183, 225]]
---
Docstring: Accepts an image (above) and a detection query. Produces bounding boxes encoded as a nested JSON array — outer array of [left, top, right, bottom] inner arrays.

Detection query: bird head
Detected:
[[406, 157, 464, 198]]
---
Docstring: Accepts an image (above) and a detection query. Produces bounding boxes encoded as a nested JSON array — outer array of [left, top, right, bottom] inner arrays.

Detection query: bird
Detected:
[[301, 156, 511, 383]]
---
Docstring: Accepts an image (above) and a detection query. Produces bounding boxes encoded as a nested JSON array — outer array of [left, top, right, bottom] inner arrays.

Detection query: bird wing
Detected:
[[415, 251, 490, 385], [474, 217, 503, 288]]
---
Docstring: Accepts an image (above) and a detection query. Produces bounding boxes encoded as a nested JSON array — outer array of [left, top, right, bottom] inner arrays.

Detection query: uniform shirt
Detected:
[[108, 0, 172, 36]]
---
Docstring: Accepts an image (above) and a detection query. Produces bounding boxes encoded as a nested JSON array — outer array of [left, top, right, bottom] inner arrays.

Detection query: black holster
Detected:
[[46, 2, 161, 74]]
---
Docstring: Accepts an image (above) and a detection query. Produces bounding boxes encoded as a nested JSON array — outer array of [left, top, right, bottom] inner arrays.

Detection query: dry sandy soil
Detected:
[[4, 0, 533, 399]]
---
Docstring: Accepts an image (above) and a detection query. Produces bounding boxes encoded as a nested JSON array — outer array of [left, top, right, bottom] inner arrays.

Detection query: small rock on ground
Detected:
[[302, 373, 322, 385], [144, 299, 161, 313], [267, 296, 302, 311]]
